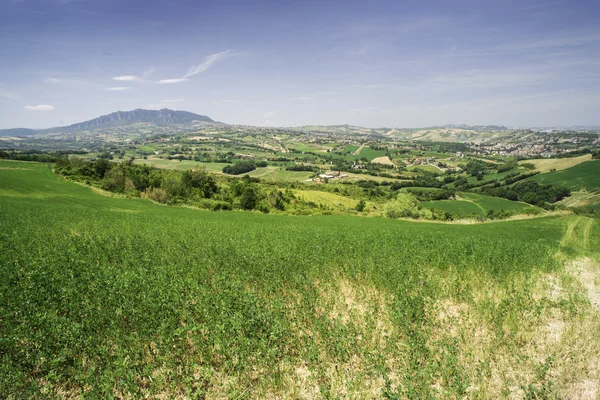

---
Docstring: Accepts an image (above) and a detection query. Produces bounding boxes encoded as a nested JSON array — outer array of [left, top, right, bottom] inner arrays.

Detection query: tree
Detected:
[[384, 193, 421, 219], [240, 187, 257, 210], [182, 168, 217, 198], [102, 167, 125, 192], [94, 158, 111, 178], [355, 199, 366, 212]]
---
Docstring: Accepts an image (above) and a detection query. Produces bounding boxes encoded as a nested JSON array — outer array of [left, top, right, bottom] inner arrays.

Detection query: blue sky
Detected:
[[1, 0, 599, 129]]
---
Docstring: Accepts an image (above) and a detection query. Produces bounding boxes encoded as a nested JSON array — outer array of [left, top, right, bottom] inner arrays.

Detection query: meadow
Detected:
[[1, 160, 599, 399], [530, 160, 600, 193], [422, 192, 535, 217]]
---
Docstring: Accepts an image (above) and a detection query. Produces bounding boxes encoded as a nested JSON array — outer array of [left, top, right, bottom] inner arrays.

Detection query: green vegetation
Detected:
[[530, 160, 600, 193], [1, 160, 599, 398], [422, 193, 537, 218]]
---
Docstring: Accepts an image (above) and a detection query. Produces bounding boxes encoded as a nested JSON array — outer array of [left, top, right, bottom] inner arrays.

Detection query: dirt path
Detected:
[[353, 144, 366, 156], [565, 218, 600, 311]]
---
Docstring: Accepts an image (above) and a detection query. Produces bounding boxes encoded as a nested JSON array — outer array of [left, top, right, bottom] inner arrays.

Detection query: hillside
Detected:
[[0, 128, 38, 137], [1, 160, 599, 398], [530, 160, 600, 192], [44, 108, 215, 134]]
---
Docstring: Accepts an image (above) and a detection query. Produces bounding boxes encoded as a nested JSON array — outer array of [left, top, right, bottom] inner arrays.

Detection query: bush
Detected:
[[384, 193, 421, 219], [141, 187, 167, 203], [223, 161, 256, 175]]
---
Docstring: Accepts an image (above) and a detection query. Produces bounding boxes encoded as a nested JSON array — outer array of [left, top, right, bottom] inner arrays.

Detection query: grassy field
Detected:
[[133, 158, 231, 173], [245, 167, 314, 183], [520, 154, 592, 173], [530, 160, 600, 193], [357, 146, 387, 161], [294, 190, 361, 210], [408, 165, 443, 174], [1, 160, 599, 399], [422, 193, 536, 217]]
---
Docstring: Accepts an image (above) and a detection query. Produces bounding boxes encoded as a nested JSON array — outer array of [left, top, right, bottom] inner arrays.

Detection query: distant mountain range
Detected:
[[1, 108, 598, 138], [0, 109, 215, 136]]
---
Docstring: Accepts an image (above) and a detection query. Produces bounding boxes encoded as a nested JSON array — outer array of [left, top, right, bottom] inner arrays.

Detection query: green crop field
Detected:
[[422, 193, 537, 217], [1, 160, 599, 399], [530, 160, 600, 193], [357, 146, 387, 161], [133, 158, 232, 173], [421, 198, 484, 215]]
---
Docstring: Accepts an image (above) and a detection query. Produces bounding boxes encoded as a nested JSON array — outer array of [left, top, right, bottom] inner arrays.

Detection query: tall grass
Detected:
[[0, 160, 598, 398]]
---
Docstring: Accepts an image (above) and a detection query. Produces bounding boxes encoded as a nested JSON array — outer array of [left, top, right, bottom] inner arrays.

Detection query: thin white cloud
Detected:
[[112, 67, 154, 82], [24, 104, 55, 111], [158, 78, 189, 84], [113, 75, 138, 81], [44, 77, 60, 83], [0, 88, 18, 100], [104, 87, 132, 91], [182, 50, 233, 79], [291, 97, 311, 100]]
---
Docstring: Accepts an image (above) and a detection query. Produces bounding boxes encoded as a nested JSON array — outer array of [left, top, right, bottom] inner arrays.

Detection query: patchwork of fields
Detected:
[[1, 160, 599, 398]]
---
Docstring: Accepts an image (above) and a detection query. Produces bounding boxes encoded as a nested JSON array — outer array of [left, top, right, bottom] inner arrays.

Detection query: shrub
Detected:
[[384, 193, 421, 219], [141, 187, 167, 203]]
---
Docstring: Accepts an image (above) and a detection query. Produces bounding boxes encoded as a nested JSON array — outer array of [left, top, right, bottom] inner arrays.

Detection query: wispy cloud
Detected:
[[291, 97, 311, 100], [104, 87, 132, 91], [44, 77, 60, 83], [113, 75, 138, 82], [0, 88, 18, 100], [158, 78, 189, 84], [24, 104, 55, 111], [159, 50, 234, 84], [182, 51, 233, 78], [112, 67, 155, 82]]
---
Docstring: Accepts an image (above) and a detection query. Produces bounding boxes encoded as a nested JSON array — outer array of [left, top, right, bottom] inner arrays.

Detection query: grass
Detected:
[[422, 192, 536, 217], [1, 159, 599, 398], [530, 160, 600, 193], [358, 146, 387, 161], [422, 198, 484, 216], [133, 158, 231, 173], [294, 190, 360, 210], [520, 154, 592, 173], [246, 167, 314, 183], [408, 165, 443, 174]]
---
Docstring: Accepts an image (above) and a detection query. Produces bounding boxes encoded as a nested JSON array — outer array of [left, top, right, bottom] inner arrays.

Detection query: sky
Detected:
[[1, 0, 600, 129]]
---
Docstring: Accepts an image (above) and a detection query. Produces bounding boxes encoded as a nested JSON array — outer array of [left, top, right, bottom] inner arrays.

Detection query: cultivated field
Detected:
[[520, 154, 592, 173], [1, 160, 599, 399], [530, 160, 600, 193]]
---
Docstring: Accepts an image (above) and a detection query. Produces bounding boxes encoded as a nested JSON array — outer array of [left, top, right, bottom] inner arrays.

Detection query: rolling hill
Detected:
[[44, 108, 215, 134], [0, 128, 38, 137]]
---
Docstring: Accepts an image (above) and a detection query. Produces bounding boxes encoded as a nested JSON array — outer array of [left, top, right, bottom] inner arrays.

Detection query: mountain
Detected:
[[0, 128, 38, 137], [45, 109, 215, 134]]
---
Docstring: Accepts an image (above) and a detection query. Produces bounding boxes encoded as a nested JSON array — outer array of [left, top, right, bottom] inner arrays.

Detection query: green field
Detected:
[[1, 160, 599, 398], [530, 160, 600, 193], [357, 146, 387, 161], [133, 158, 231, 173], [422, 192, 536, 217], [245, 167, 313, 182], [408, 165, 443, 174]]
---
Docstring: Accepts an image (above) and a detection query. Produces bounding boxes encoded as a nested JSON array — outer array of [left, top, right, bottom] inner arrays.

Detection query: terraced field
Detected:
[[1, 160, 599, 399]]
